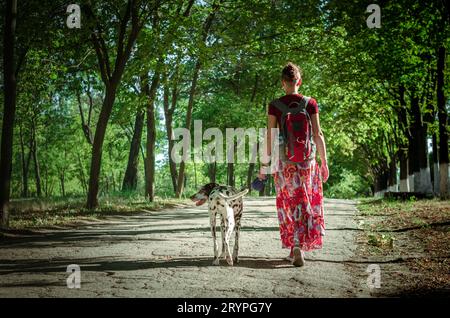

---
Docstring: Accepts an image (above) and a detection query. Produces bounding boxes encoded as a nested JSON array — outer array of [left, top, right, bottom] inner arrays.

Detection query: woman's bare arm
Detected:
[[265, 114, 278, 158], [311, 113, 327, 164], [259, 114, 277, 178]]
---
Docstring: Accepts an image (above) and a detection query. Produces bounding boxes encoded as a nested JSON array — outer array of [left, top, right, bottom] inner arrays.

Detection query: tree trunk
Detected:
[[144, 71, 160, 201], [76, 88, 93, 144], [19, 124, 32, 197], [43, 165, 48, 197], [417, 124, 432, 194], [437, 46, 449, 199], [32, 144, 42, 197], [77, 153, 87, 195], [193, 161, 198, 190], [411, 95, 421, 193], [87, 86, 117, 209], [59, 170, 65, 197], [85, 0, 144, 209], [250, 74, 259, 103], [139, 142, 147, 186], [411, 82, 433, 195], [122, 109, 145, 191], [408, 95, 421, 192], [247, 143, 259, 192], [104, 176, 108, 195], [374, 168, 389, 197], [398, 84, 409, 192], [247, 163, 255, 193], [227, 162, 235, 187], [176, 60, 201, 198], [407, 141, 416, 192], [183, 174, 188, 192], [208, 162, 216, 184], [399, 148, 409, 192], [432, 132, 440, 195], [175, 2, 220, 198], [31, 124, 42, 197], [227, 142, 236, 187], [388, 154, 397, 192], [0, 0, 18, 228], [163, 79, 178, 193]]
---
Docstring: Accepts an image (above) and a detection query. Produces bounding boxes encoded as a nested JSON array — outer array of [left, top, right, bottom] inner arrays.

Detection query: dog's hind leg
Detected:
[[210, 212, 220, 265], [223, 204, 235, 266], [233, 221, 240, 264], [219, 218, 226, 259]]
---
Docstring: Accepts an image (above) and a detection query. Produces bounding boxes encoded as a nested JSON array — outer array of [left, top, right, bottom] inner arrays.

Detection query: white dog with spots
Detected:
[[190, 183, 248, 266]]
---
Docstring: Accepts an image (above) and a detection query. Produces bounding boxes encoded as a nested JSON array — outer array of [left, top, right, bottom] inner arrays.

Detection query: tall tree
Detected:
[[0, 0, 17, 228], [85, 1, 154, 208], [176, 0, 222, 198], [143, 70, 161, 201], [122, 109, 145, 191], [437, 46, 448, 199], [162, 70, 179, 193]]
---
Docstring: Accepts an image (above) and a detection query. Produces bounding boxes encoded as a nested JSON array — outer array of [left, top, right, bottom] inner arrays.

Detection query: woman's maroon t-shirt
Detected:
[[268, 93, 319, 127]]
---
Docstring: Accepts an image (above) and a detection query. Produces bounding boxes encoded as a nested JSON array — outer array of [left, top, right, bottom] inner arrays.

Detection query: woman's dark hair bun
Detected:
[[282, 62, 302, 82]]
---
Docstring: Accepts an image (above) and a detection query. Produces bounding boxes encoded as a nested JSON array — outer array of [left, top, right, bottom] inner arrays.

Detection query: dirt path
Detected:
[[0, 197, 380, 297]]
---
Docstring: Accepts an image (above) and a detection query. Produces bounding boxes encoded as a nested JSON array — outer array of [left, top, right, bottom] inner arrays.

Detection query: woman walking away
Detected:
[[258, 62, 329, 267]]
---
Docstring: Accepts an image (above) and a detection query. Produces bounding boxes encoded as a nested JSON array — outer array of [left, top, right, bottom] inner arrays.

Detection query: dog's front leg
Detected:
[[210, 212, 219, 265]]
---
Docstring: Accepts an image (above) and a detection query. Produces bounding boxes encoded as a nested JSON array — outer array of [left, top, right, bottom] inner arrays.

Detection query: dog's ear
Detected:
[[204, 183, 219, 195]]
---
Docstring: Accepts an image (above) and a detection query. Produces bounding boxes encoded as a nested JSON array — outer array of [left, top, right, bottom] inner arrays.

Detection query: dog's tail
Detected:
[[218, 188, 249, 201]]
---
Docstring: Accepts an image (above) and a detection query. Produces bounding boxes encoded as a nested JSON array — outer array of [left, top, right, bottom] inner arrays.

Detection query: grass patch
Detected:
[[357, 197, 432, 217], [357, 197, 450, 234], [357, 197, 450, 252], [6, 193, 191, 230]]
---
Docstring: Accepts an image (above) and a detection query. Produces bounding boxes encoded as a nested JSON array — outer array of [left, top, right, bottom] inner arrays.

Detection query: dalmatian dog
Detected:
[[190, 183, 248, 266]]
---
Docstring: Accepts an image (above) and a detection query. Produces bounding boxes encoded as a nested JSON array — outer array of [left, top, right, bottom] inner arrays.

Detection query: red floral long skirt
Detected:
[[273, 159, 325, 252]]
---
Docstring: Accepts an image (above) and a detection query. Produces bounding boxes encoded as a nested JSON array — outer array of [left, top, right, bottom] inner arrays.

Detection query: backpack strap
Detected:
[[270, 96, 311, 115], [303, 96, 311, 110], [270, 99, 288, 114], [270, 99, 289, 141]]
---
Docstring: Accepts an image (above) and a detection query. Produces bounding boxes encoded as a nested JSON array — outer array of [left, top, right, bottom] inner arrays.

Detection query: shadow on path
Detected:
[[0, 256, 299, 277]]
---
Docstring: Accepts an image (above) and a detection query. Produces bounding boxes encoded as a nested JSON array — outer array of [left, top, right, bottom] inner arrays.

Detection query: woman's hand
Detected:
[[258, 165, 269, 180], [320, 160, 329, 183]]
